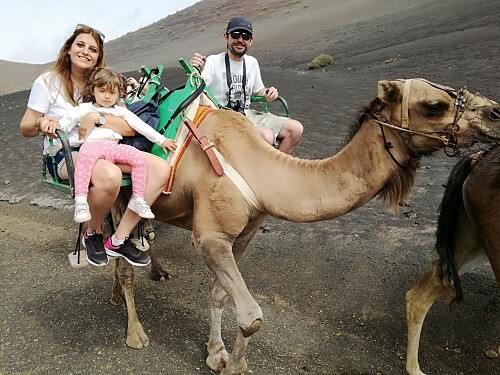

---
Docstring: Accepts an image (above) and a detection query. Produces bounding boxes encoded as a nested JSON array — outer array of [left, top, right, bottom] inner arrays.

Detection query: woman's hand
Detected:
[[161, 139, 177, 153], [38, 116, 60, 138]]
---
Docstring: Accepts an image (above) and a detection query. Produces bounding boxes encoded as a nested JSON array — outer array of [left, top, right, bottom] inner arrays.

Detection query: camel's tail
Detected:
[[434, 155, 473, 303]]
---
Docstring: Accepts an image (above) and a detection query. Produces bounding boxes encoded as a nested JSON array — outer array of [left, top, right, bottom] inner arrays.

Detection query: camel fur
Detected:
[[109, 79, 499, 374], [406, 145, 499, 375]]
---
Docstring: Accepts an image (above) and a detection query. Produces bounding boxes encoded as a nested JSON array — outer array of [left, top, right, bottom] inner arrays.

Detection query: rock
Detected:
[[485, 349, 498, 358]]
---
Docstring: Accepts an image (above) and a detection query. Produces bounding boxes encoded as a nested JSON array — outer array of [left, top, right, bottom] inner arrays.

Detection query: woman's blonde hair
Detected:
[[48, 25, 106, 106], [80, 68, 127, 103]]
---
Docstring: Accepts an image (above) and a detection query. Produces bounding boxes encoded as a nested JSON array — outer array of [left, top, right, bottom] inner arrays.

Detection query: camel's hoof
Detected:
[[220, 357, 247, 375], [406, 366, 426, 375], [206, 350, 229, 371], [240, 318, 262, 338], [126, 330, 149, 349], [150, 270, 171, 281]]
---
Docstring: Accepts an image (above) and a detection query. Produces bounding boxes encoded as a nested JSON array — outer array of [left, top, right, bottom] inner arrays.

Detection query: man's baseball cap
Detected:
[[226, 16, 253, 34]]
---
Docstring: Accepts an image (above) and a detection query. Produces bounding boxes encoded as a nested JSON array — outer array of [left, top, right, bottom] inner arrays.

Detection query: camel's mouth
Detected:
[[481, 106, 500, 140]]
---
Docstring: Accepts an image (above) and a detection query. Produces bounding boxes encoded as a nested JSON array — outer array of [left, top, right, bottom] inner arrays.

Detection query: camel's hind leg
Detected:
[[406, 268, 447, 375], [109, 196, 149, 349], [115, 258, 149, 349], [140, 219, 171, 281], [406, 206, 486, 375]]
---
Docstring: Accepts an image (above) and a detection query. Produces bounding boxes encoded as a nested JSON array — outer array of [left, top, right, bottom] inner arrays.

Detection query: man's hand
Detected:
[[161, 139, 177, 153], [262, 86, 279, 102], [190, 53, 207, 70], [79, 112, 99, 141]]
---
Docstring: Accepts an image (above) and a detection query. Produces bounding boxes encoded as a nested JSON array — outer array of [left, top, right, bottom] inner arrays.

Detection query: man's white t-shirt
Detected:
[[201, 52, 264, 110]]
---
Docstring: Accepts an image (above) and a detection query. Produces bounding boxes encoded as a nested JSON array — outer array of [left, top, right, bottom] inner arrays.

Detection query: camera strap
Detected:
[[225, 53, 246, 109]]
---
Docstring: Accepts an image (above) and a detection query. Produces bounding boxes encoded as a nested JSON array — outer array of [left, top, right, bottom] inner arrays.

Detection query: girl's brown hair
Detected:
[[80, 68, 127, 103], [48, 25, 106, 106]]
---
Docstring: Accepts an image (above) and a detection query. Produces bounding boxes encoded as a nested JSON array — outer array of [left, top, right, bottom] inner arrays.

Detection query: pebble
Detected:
[[485, 349, 498, 358]]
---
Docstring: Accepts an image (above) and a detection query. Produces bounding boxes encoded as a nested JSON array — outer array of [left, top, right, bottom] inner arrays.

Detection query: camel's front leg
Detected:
[[194, 234, 263, 336], [206, 280, 252, 375], [115, 258, 150, 349], [194, 234, 262, 374], [205, 220, 265, 374], [206, 279, 230, 372], [406, 268, 446, 375]]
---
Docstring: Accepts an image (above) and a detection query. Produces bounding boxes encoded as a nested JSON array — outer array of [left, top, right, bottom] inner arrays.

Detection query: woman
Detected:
[[19, 24, 169, 267]]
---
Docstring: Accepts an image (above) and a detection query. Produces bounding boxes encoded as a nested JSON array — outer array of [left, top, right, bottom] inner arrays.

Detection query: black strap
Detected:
[[225, 53, 246, 109], [162, 80, 206, 132]]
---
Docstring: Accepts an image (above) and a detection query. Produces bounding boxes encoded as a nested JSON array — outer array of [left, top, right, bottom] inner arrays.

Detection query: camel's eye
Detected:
[[420, 101, 449, 118]]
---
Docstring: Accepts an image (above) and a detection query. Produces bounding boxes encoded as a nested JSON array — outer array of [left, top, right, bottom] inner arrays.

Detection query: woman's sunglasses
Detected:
[[75, 23, 105, 42], [229, 31, 252, 41]]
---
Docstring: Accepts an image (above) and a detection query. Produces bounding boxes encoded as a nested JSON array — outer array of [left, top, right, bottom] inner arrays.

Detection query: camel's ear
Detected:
[[378, 80, 401, 103]]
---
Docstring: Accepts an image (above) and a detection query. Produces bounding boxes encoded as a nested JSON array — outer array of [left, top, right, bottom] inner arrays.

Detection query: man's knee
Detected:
[[282, 119, 303, 140], [256, 126, 275, 145]]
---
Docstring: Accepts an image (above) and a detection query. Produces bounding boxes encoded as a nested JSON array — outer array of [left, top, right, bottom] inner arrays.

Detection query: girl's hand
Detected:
[[79, 112, 99, 140], [161, 139, 177, 153]]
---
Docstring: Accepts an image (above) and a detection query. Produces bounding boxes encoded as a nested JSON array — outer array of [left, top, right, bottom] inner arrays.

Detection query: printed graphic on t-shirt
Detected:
[[223, 72, 252, 109]]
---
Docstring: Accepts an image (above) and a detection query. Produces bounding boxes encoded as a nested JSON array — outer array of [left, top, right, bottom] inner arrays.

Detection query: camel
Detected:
[[108, 78, 499, 374], [406, 144, 499, 375]]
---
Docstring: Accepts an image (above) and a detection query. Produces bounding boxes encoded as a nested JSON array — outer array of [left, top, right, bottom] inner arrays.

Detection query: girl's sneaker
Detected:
[[127, 197, 155, 219], [74, 196, 91, 223], [105, 237, 151, 266]]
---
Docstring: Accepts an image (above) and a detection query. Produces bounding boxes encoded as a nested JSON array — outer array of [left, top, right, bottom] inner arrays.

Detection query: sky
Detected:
[[0, 0, 199, 64]]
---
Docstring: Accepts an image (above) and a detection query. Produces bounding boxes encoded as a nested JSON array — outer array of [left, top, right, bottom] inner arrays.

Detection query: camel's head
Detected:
[[377, 79, 500, 153]]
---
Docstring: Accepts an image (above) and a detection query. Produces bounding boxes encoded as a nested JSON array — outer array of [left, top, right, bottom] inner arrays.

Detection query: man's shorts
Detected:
[[245, 109, 287, 145]]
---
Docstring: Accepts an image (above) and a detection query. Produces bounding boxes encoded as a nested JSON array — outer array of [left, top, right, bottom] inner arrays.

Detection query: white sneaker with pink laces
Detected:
[[127, 197, 155, 219], [74, 196, 91, 223]]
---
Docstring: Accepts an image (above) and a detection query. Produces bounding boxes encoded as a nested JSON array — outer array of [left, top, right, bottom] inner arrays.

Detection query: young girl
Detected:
[[53, 68, 176, 224]]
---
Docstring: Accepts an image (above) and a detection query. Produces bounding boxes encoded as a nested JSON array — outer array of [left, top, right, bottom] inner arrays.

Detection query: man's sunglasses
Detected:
[[75, 23, 105, 42], [230, 31, 252, 41]]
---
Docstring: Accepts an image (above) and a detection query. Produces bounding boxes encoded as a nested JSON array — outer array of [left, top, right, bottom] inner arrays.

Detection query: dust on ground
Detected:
[[0, 0, 498, 374]]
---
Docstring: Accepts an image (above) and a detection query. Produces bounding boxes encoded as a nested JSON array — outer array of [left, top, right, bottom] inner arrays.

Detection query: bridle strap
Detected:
[[401, 79, 412, 129], [376, 122, 406, 169], [370, 78, 470, 168], [371, 117, 451, 144]]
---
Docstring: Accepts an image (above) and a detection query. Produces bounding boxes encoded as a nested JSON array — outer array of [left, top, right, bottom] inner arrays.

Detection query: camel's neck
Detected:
[[244, 119, 407, 222]]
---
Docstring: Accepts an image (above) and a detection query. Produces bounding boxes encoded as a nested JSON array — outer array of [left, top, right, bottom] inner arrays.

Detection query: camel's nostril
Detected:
[[489, 107, 500, 120]]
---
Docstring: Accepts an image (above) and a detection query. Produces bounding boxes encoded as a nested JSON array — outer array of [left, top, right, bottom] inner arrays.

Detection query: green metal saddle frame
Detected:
[[42, 58, 289, 196]]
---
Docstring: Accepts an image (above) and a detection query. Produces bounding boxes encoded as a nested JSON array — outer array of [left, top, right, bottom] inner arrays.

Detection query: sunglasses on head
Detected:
[[75, 23, 105, 42], [229, 31, 252, 41]]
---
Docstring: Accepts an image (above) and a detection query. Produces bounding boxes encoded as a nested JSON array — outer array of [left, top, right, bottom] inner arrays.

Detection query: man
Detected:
[[190, 16, 303, 155]]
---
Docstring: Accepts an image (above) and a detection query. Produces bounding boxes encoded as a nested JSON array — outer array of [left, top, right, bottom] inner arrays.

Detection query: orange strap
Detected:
[[164, 106, 218, 193]]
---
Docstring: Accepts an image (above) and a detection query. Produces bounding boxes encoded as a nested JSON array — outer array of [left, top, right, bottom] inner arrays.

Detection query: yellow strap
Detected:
[[401, 79, 412, 129]]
